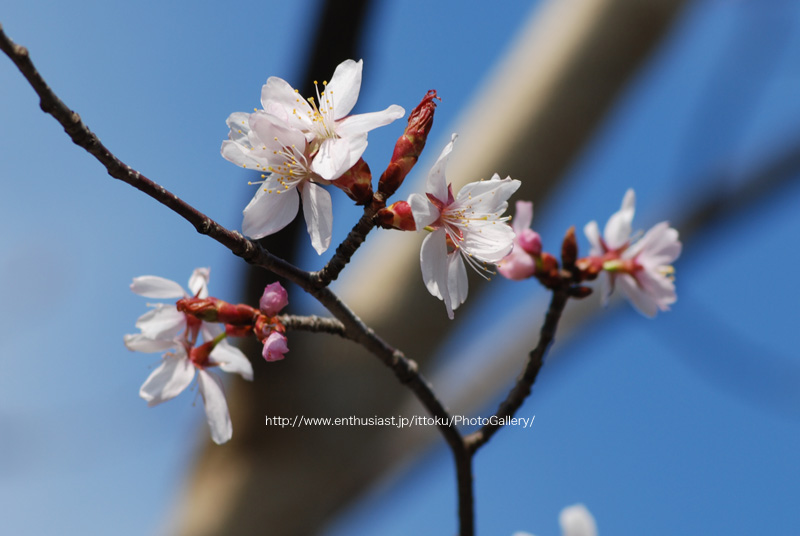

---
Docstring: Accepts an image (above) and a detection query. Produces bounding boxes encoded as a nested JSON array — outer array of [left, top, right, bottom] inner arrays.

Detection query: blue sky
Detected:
[[2, 0, 800, 535]]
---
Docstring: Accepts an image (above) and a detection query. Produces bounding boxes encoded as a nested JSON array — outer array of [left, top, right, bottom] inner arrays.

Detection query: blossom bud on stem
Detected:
[[332, 158, 373, 205], [377, 90, 439, 199], [177, 297, 259, 326], [561, 226, 578, 272], [376, 200, 417, 231]]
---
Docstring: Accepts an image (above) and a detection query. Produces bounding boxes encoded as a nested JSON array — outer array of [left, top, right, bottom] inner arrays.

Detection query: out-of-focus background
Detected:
[[2, 0, 800, 534]]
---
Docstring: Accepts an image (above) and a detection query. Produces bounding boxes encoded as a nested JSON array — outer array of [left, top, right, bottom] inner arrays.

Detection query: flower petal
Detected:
[[408, 192, 440, 230], [139, 352, 195, 407], [188, 268, 210, 299], [135, 304, 186, 340], [604, 188, 635, 249], [420, 228, 450, 313], [311, 136, 366, 181], [460, 221, 515, 262], [211, 342, 254, 381], [299, 181, 333, 254], [336, 105, 406, 137], [446, 252, 468, 319], [512, 200, 534, 233], [260, 76, 314, 132], [124, 333, 177, 353], [130, 276, 185, 298], [242, 180, 301, 239], [325, 59, 362, 119], [426, 134, 457, 203], [583, 220, 602, 256], [197, 370, 233, 445], [616, 272, 658, 318]]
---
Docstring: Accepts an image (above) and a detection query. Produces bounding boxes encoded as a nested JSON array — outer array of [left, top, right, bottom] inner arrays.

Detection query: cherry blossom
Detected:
[[125, 268, 253, 444], [259, 59, 405, 181], [221, 111, 333, 254], [513, 503, 597, 536], [408, 134, 520, 318], [584, 189, 682, 317]]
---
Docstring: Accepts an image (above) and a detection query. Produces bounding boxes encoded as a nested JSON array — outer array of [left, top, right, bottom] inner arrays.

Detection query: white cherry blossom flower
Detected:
[[125, 268, 253, 444], [584, 189, 682, 317], [222, 111, 333, 254], [408, 134, 520, 318], [260, 59, 405, 181]]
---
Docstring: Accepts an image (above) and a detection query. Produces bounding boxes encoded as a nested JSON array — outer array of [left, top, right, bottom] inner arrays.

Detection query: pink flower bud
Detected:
[[497, 250, 536, 281], [262, 331, 289, 362], [260, 282, 288, 317], [376, 200, 417, 231], [517, 229, 542, 256]]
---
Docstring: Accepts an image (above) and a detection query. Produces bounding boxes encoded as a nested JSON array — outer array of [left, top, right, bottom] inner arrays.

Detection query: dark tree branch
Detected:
[[465, 289, 570, 454], [279, 314, 346, 337]]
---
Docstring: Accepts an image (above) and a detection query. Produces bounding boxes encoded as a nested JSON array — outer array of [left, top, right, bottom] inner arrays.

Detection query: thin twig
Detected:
[[278, 314, 346, 337], [464, 289, 570, 454], [313, 195, 383, 285]]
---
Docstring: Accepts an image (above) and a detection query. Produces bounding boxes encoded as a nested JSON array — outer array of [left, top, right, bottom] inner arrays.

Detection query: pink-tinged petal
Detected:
[[446, 252, 468, 319], [130, 276, 185, 298], [583, 220, 602, 255], [242, 180, 300, 240], [420, 229, 449, 301], [249, 111, 307, 152], [325, 59, 363, 119], [559, 504, 598, 536], [260, 76, 314, 132], [311, 136, 366, 181], [139, 352, 195, 407], [408, 192, 440, 230], [197, 370, 232, 445], [626, 222, 681, 265], [299, 181, 333, 254], [336, 105, 406, 137], [512, 200, 534, 233], [135, 305, 185, 340], [210, 342, 254, 381], [262, 331, 290, 362], [517, 228, 542, 256], [635, 267, 676, 309], [124, 333, 177, 353], [497, 249, 536, 281], [616, 272, 658, 318], [604, 188, 635, 249], [188, 268, 210, 299], [426, 134, 457, 203]]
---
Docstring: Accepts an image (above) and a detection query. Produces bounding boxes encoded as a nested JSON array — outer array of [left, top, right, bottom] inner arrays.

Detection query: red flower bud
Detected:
[[376, 200, 417, 231], [378, 90, 439, 198], [332, 158, 373, 205]]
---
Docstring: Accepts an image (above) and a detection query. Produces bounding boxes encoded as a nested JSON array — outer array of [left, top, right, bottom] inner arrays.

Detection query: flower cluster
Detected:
[[125, 268, 291, 444]]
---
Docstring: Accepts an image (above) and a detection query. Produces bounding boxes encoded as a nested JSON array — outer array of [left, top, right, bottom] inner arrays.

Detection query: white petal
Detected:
[[188, 268, 210, 299], [130, 276, 185, 298], [225, 112, 253, 144], [261, 76, 314, 132], [454, 175, 519, 215], [242, 180, 301, 239], [221, 139, 269, 171], [583, 220, 602, 256], [604, 188, 635, 249], [336, 105, 405, 137], [325, 59, 362, 119], [211, 342, 254, 381], [446, 252, 468, 318], [512, 200, 534, 233], [626, 222, 681, 265], [124, 333, 177, 353], [139, 352, 195, 407], [197, 370, 233, 445], [426, 134, 457, 203], [616, 272, 658, 318], [460, 222, 515, 262], [311, 136, 366, 181], [249, 111, 307, 152], [408, 192, 440, 230], [559, 504, 598, 536], [135, 305, 186, 340], [299, 181, 333, 254], [598, 270, 614, 307], [420, 229, 451, 318]]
